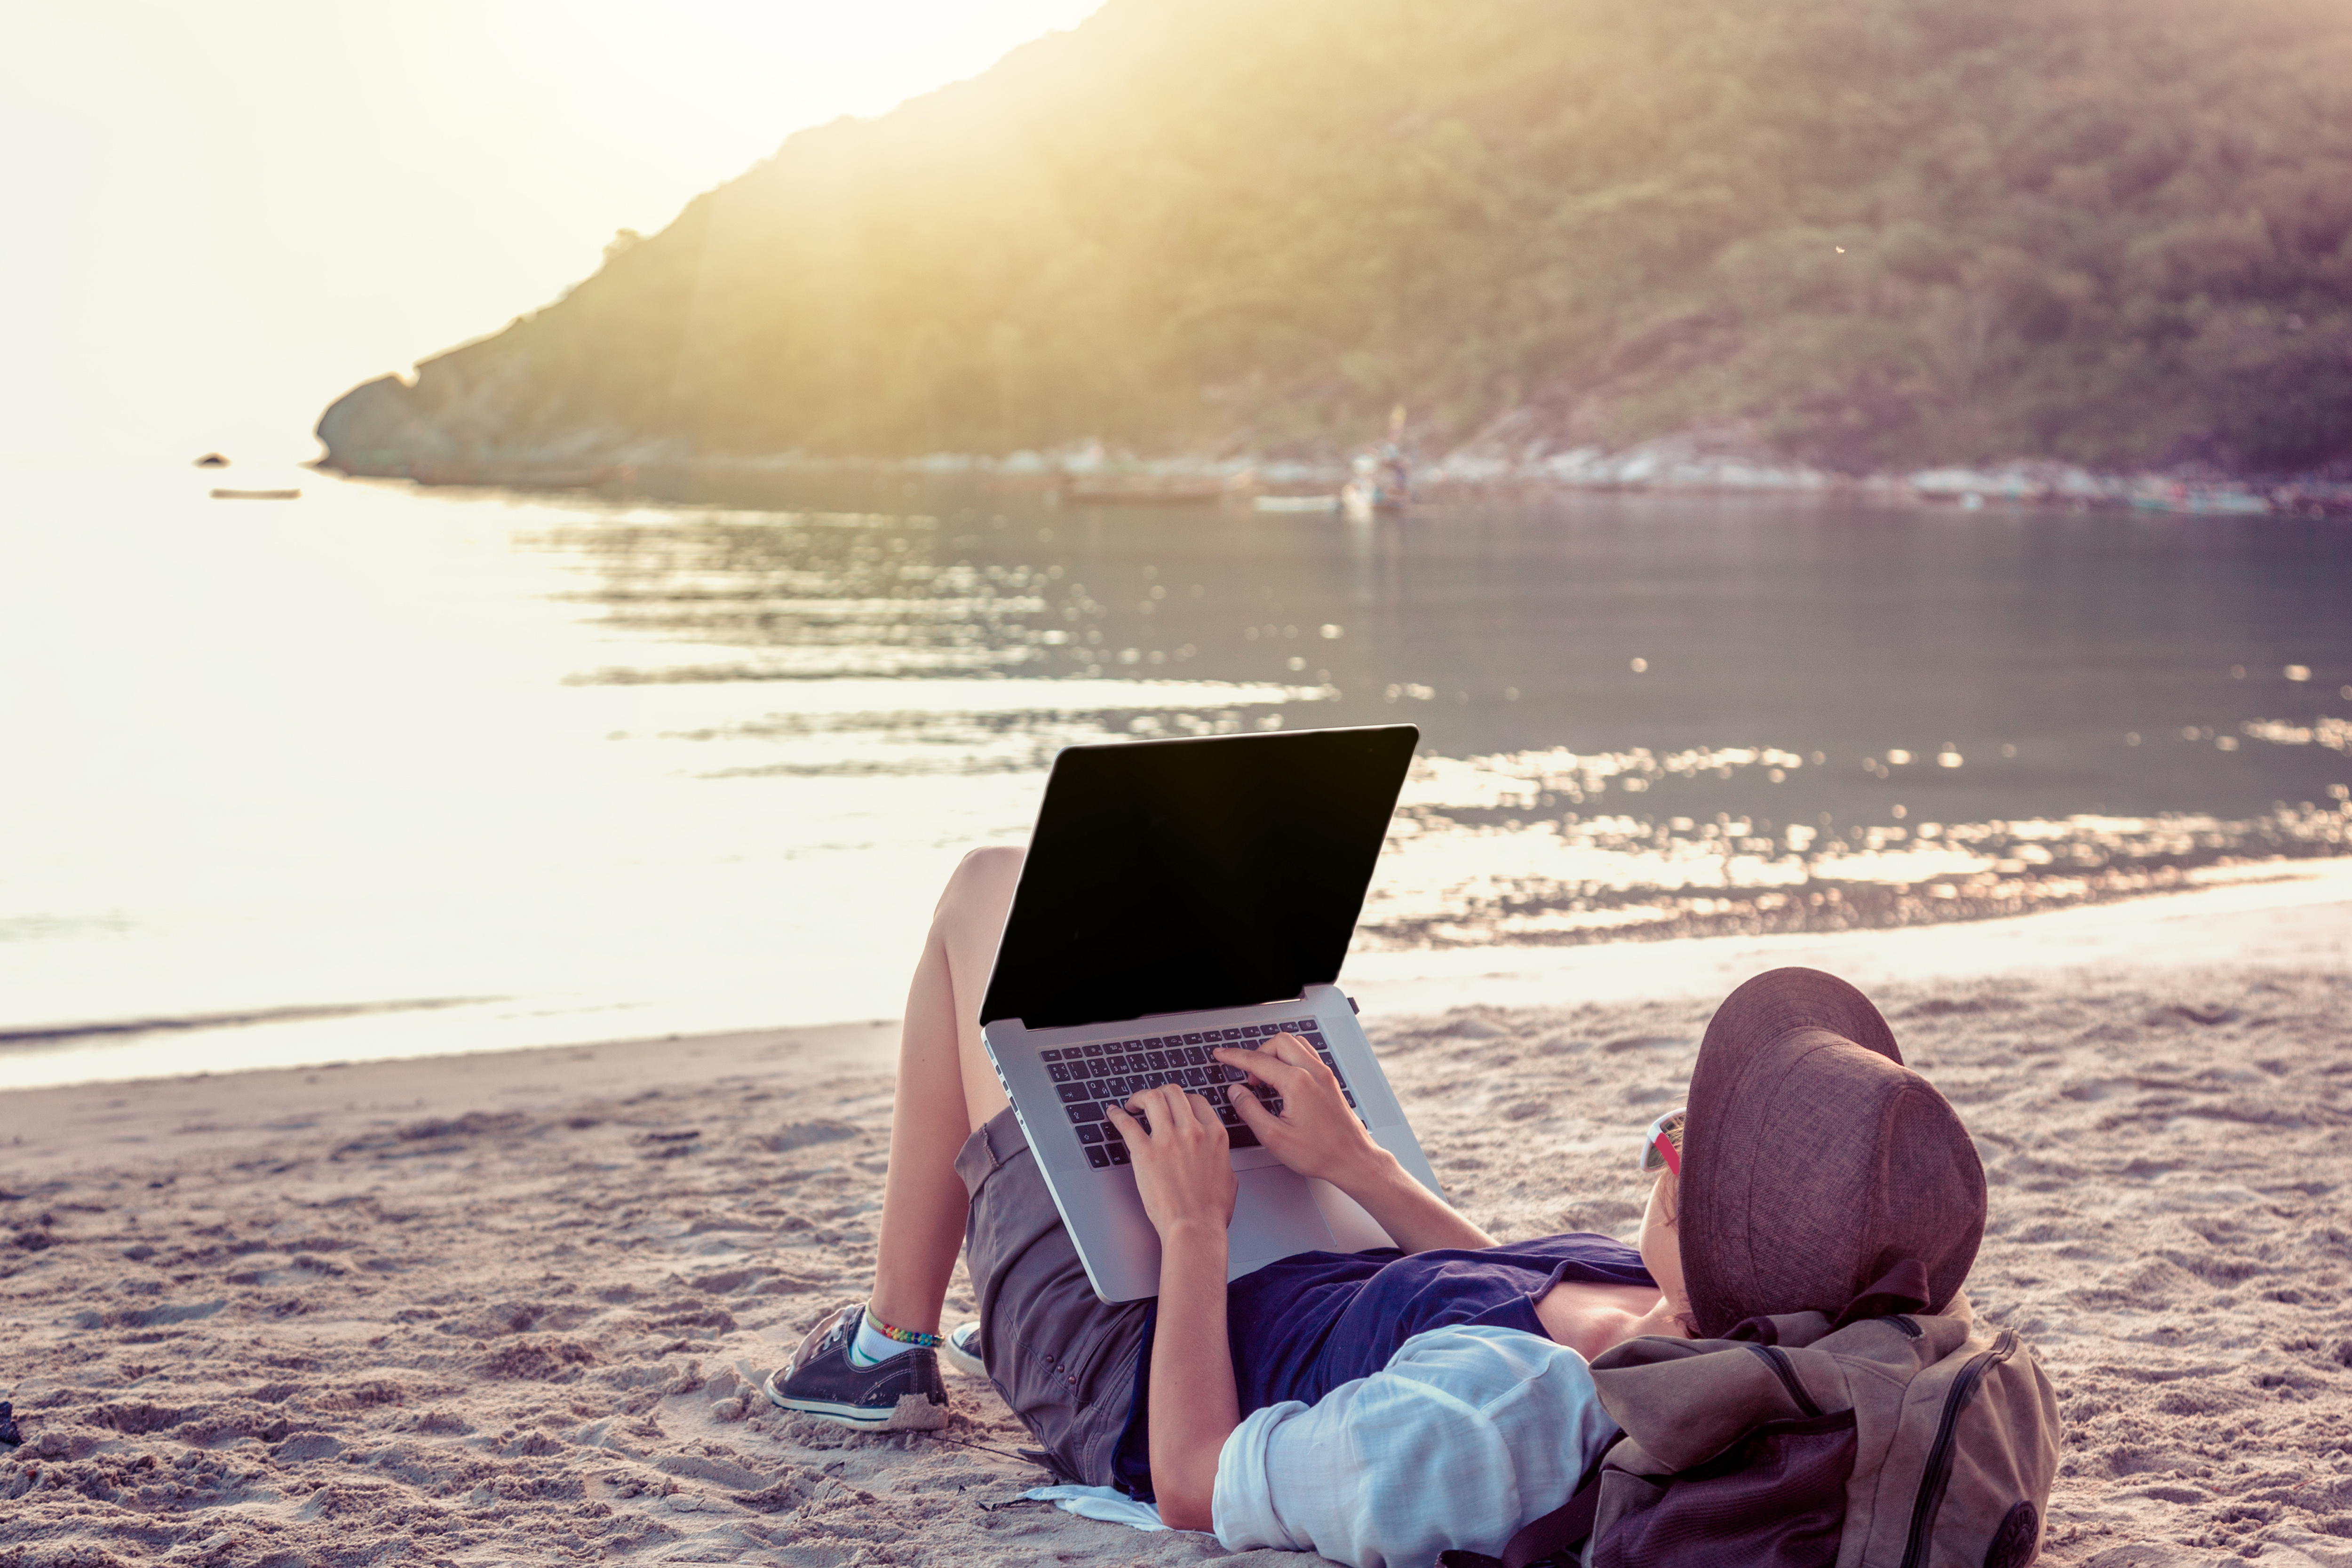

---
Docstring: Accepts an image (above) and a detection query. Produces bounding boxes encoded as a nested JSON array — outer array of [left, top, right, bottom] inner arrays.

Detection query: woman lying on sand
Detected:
[[766, 848, 1988, 1565]]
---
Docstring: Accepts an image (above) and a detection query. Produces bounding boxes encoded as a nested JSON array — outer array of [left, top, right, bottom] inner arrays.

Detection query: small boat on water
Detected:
[[1340, 452, 1409, 520], [1340, 406, 1415, 519], [1340, 479, 1403, 520], [210, 488, 301, 501], [1253, 493, 1340, 513]]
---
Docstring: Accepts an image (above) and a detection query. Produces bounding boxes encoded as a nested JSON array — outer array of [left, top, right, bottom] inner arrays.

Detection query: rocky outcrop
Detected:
[[315, 354, 681, 481], [314, 374, 437, 478]]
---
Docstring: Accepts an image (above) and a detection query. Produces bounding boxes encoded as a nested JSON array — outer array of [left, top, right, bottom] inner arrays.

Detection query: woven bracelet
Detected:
[[864, 1305, 942, 1349]]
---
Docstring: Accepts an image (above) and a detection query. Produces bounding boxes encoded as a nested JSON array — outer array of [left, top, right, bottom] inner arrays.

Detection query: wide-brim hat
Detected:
[[1680, 968, 1986, 1337]]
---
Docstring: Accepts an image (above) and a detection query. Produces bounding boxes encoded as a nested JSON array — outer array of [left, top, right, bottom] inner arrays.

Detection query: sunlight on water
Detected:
[[1, 463, 2346, 1086], [1360, 748, 2349, 947]]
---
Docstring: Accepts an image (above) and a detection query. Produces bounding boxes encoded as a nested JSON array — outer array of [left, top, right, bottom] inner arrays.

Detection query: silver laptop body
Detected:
[[985, 983, 1444, 1302], [976, 724, 1443, 1304]]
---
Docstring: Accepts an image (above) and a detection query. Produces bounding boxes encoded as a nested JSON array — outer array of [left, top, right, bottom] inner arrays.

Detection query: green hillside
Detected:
[[320, 0, 2352, 476]]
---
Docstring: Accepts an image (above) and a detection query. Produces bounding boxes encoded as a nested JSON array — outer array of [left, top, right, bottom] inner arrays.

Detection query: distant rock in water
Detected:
[[193, 453, 228, 468], [316, 0, 2352, 479]]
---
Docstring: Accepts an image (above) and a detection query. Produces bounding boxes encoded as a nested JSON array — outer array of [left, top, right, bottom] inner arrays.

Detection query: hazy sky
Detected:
[[0, 0, 1105, 464]]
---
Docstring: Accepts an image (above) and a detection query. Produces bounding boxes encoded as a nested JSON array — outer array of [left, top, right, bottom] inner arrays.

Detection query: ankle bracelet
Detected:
[[864, 1305, 942, 1348]]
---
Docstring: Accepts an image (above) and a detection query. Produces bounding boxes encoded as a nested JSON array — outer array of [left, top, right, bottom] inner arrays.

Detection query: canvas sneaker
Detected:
[[763, 1303, 948, 1431], [941, 1321, 986, 1379]]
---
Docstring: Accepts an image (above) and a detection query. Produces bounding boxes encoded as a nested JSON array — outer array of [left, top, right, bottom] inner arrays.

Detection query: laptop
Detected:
[[978, 723, 1445, 1303]]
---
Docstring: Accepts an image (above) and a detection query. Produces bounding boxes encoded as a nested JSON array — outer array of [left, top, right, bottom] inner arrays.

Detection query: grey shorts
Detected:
[[956, 1107, 1148, 1487]]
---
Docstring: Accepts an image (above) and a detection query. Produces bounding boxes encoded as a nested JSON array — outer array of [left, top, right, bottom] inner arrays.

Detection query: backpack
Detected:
[[1442, 1297, 2060, 1568]]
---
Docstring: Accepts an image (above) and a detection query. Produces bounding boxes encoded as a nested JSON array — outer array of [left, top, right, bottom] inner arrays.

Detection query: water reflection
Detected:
[[1372, 756, 2346, 947], [535, 478, 2352, 950]]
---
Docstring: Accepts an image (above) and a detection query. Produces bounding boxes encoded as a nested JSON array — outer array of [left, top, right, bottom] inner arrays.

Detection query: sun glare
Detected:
[[499, 0, 1107, 182], [0, 0, 1106, 462]]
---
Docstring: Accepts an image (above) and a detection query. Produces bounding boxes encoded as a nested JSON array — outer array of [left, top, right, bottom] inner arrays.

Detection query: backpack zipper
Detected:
[[1897, 1329, 2020, 1568], [1745, 1344, 1822, 1417]]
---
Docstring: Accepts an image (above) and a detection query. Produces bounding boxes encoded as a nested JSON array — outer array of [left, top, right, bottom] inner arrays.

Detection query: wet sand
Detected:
[[4, 883, 2351, 1568]]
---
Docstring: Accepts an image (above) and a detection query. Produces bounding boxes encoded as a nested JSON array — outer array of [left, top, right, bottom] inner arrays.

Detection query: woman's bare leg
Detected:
[[865, 845, 1024, 1336]]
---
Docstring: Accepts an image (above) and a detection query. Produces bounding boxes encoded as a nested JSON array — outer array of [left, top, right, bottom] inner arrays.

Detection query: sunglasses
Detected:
[[1640, 1107, 1686, 1176]]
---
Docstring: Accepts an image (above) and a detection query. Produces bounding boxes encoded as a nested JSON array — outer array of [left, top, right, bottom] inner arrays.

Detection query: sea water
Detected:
[[3, 461, 2347, 1086]]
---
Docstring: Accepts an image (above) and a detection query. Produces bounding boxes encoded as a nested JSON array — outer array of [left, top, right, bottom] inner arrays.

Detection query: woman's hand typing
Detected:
[[1106, 1084, 1237, 1240], [1217, 1033, 1497, 1256], [1214, 1034, 1385, 1187]]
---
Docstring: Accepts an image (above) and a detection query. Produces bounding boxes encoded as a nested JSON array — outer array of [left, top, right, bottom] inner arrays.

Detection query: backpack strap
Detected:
[[1438, 1433, 1622, 1568]]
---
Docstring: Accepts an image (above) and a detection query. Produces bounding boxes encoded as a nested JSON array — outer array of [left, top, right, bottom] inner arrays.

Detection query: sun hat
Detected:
[[1678, 967, 1987, 1338]]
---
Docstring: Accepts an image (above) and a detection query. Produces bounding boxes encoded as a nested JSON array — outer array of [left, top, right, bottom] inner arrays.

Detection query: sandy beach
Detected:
[[5, 871, 2351, 1568]]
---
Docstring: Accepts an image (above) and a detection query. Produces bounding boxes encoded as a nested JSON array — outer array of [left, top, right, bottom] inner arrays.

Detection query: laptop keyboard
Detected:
[[1044, 1020, 1361, 1171]]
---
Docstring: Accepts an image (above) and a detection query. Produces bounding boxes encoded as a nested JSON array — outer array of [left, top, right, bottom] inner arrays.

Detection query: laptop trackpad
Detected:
[[1224, 1164, 1339, 1278]]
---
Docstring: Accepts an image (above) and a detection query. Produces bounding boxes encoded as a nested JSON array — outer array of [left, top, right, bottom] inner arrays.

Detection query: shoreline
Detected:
[[0, 1020, 900, 1193], [313, 444, 2352, 517], [5, 857, 2349, 1100]]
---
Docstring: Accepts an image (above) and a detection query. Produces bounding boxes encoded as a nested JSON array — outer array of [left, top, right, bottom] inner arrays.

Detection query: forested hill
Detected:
[[319, 0, 2352, 478]]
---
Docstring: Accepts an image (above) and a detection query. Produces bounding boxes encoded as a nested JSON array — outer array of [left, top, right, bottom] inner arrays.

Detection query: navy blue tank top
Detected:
[[1112, 1232, 1652, 1496]]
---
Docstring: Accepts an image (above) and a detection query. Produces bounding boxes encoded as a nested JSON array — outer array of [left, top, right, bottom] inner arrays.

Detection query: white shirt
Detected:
[[1211, 1324, 1618, 1568]]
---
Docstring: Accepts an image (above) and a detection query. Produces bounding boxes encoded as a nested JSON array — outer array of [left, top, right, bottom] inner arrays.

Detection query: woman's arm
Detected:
[[1215, 1327, 1617, 1566], [1217, 1036, 1496, 1255], [1106, 1084, 1241, 1529]]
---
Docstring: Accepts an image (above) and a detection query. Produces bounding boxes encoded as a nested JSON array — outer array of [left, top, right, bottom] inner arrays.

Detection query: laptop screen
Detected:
[[978, 724, 1420, 1030]]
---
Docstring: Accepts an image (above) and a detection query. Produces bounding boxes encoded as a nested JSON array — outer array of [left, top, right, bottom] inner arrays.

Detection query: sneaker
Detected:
[[941, 1321, 986, 1379], [763, 1303, 948, 1431]]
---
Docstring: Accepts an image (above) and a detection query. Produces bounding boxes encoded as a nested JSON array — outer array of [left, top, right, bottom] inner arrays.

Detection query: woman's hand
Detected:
[[1217, 1033, 1498, 1256], [1106, 1084, 1237, 1240], [1214, 1034, 1385, 1186]]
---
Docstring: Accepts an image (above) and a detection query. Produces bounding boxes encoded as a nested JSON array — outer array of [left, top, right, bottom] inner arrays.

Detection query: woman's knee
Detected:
[[937, 844, 1025, 922]]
